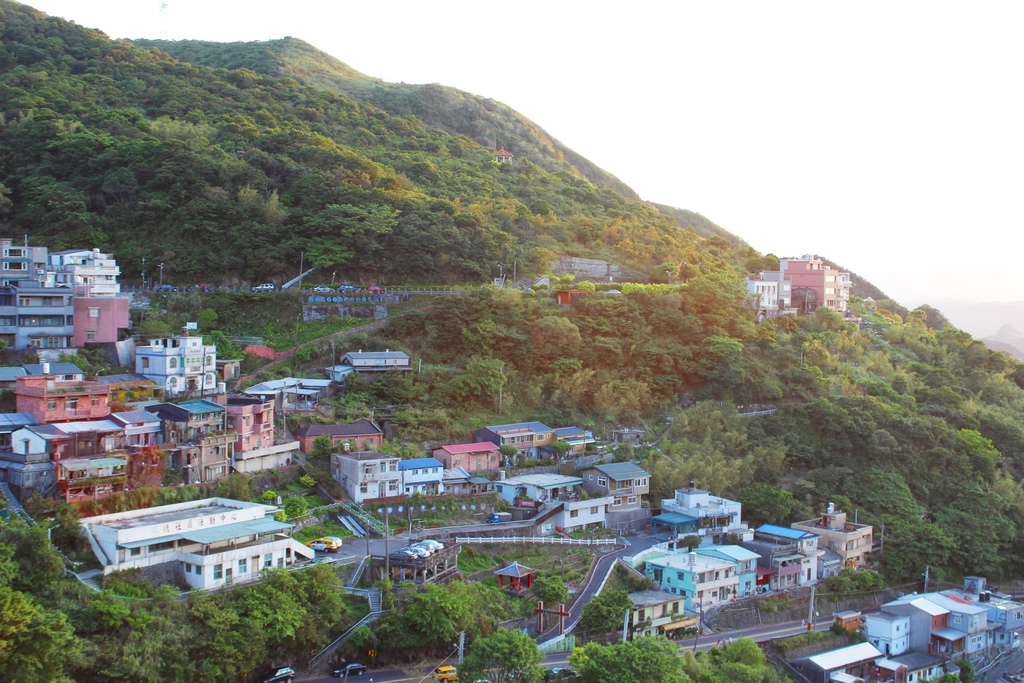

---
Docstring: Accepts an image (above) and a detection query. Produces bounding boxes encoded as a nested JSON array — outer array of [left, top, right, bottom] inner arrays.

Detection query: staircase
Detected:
[[306, 598, 386, 673], [339, 501, 390, 537], [345, 555, 368, 589], [616, 557, 648, 581], [75, 568, 103, 592], [0, 482, 34, 527]]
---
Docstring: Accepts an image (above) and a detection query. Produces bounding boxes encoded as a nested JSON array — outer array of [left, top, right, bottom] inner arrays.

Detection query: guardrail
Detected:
[[455, 536, 618, 546], [306, 609, 388, 673]]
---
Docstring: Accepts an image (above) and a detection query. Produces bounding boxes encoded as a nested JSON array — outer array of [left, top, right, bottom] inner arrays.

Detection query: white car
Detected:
[[253, 283, 275, 292], [311, 285, 333, 293], [416, 539, 445, 552]]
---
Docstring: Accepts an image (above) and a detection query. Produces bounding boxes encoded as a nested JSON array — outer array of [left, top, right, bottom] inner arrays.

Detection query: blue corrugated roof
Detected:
[[757, 524, 818, 540], [0, 366, 27, 382], [176, 399, 225, 414], [398, 457, 443, 470], [486, 421, 551, 433]]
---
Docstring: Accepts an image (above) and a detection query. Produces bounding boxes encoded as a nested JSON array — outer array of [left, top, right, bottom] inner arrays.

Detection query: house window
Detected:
[[264, 553, 273, 569], [194, 565, 202, 576], [570, 509, 579, 518], [47, 399, 56, 409], [67, 398, 78, 410], [238, 558, 247, 574], [169, 358, 178, 369], [142, 357, 150, 369], [86, 330, 96, 341], [89, 307, 99, 318], [213, 564, 223, 580], [613, 498, 622, 506], [590, 506, 598, 514], [130, 547, 141, 557], [205, 355, 213, 366], [91, 397, 99, 407], [628, 496, 637, 504], [588, 474, 594, 480], [598, 477, 607, 487]]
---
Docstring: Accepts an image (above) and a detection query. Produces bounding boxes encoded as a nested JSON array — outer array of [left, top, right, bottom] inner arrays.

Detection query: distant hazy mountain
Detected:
[[983, 325, 1024, 361], [906, 299, 1024, 339]]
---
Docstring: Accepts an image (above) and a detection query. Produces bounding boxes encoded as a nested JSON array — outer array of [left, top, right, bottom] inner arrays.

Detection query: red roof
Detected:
[[435, 442, 500, 454], [495, 147, 514, 157]]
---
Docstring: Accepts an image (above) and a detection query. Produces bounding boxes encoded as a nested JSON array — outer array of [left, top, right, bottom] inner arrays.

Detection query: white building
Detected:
[[864, 611, 911, 657], [80, 497, 313, 589], [136, 334, 218, 398], [332, 450, 401, 503], [339, 350, 411, 375], [543, 496, 614, 534], [658, 481, 751, 545], [47, 248, 122, 296], [398, 457, 445, 496]]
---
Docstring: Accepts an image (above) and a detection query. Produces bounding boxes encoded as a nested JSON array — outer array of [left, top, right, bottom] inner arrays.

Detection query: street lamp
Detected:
[[159, 262, 164, 288], [496, 264, 504, 285], [142, 256, 146, 289]]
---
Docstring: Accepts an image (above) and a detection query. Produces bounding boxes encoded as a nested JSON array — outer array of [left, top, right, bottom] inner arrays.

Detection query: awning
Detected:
[[61, 457, 127, 471], [119, 518, 292, 549], [932, 627, 966, 641], [773, 553, 804, 563], [659, 616, 699, 630], [874, 658, 906, 672], [652, 512, 698, 529], [756, 566, 777, 576]]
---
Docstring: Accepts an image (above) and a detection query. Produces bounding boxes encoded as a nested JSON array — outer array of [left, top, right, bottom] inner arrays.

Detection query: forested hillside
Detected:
[[0, 2, 735, 286], [133, 36, 644, 202]]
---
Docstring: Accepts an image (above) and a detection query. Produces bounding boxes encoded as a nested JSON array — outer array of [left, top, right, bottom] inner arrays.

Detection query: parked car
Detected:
[[154, 284, 178, 292], [417, 539, 445, 552], [403, 545, 430, 558], [410, 542, 435, 556], [433, 665, 458, 681], [262, 667, 297, 682], [544, 667, 579, 681], [331, 663, 367, 677], [253, 283, 275, 292], [390, 549, 417, 560], [366, 285, 383, 294], [312, 285, 334, 293], [306, 537, 343, 552], [337, 283, 358, 292]]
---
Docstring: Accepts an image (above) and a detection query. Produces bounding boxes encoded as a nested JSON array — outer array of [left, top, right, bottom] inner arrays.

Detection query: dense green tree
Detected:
[[570, 637, 685, 683], [577, 589, 633, 636], [459, 628, 543, 683]]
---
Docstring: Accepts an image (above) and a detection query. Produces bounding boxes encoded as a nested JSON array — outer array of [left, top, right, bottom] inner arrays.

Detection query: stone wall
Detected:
[[552, 256, 644, 283]]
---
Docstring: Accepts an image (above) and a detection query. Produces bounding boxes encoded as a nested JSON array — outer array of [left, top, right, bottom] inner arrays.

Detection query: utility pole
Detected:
[[693, 600, 703, 652], [880, 521, 884, 556], [159, 262, 164, 288], [807, 586, 816, 632], [622, 608, 630, 643], [924, 565, 930, 593], [384, 506, 390, 577], [457, 631, 465, 664]]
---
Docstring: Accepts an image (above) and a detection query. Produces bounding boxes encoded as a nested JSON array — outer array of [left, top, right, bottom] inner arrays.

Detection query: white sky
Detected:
[[23, 1, 1024, 304]]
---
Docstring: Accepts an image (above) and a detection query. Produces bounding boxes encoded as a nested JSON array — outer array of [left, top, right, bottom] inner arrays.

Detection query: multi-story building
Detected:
[[431, 442, 500, 473], [627, 591, 696, 639], [399, 457, 445, 496], [778, 254, 852, 314], [657, 482, 750, 545], [146, 399, 234, 485], [111, 410, 163, 448], [73, 295, 129, 346], [0, 239, 47, 287], [474, 421, 556, 460], [47, 248, 122, 296], [545, 496, 614, 534], [742, 524, 820, 590], [864, 611, 911, 657], [225, 395, 298, 473], [696, 545, 760, 598], [15, 362, 111, 423], [136, 334, 218, 398], [791, 503, 873, 569], [644, 550, 739, 612], [921, 593, 990, 657], [80, 497, 313, 589], [580, 461, 650, 512], [746, 272, 794, 319], [881, 595, 950, 654], [0, 282, 75, 351], [331, 450, 401, 503], [549, 426, 595, 454], [493, 473, 583, 506]]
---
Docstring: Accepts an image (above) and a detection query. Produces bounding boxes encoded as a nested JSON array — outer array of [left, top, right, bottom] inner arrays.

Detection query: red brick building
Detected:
[[15, 367, 110, 424], [293, 418, 382, 454]]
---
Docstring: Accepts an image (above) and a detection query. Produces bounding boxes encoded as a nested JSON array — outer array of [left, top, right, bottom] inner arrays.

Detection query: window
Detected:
[[47, 399, 56, 409], [195, 565, 202, 576], [238, 558, 247, 574], [590, 506, 598, 514], [628, 496, 637, 504], [570, 509, 579, 518], [86, 330, 96, 341], [88, 307, 99, 318], [264, 553, 273, 569], [613, 497, 622, 506], [169, 357, 178, 369], [130, 547, 142, 557], [67, 398, 78, 410], [597, 476, 607, 487], [205, 355, 213, 366], [149, 540, 175, 553], [142, 357, 150, 369], [588, 474, 594, 480], [213, 564, 223, 580]]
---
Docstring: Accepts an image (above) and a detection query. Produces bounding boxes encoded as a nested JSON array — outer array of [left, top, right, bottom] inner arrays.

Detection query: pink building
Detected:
[[73, 295, 129, 346], [779, 255, 852, 314], [15, 368, 111, 424], [226, 395, 276, 454], [432, 442, 501, 473]]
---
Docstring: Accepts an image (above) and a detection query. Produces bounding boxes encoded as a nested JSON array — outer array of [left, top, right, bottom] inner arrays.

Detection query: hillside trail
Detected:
[[233, 305, 432, 390]]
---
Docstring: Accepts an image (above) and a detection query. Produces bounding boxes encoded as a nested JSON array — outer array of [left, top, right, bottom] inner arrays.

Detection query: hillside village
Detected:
[[0, 241, 1019, 683]]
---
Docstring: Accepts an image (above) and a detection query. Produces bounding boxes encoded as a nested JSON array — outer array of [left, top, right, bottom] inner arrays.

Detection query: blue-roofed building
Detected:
[[0, 366, 27, 390], [474, 421, 555, 460], [80, 497, 313, 590], [742, 524, 821, 590], [399, 457, 445, 495], [547, 426, 596, 454]]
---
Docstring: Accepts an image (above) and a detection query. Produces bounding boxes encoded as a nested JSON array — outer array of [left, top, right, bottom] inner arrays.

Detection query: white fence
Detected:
[[455, 536, 618, 546]]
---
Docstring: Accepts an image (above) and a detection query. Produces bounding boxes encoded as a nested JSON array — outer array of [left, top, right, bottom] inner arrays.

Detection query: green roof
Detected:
[[61, 457, 127, 472], [119, 518, 292, 549]]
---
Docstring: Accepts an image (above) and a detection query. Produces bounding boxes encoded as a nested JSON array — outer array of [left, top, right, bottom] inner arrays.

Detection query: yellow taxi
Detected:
[[433, 666, 458, 681]]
